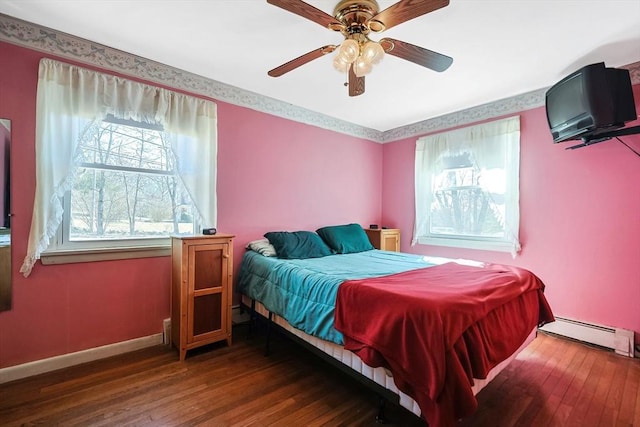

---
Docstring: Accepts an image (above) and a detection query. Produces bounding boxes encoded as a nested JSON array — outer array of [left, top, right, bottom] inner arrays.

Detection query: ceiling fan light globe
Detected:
[[338, 39, 360, 63], [353, 58, 372, 77], [362, 41, 384, 65], [333, 56, 350, 73]]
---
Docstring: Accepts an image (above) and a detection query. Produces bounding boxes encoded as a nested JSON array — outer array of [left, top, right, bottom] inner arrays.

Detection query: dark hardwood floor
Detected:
[[1, 325, 638, 426]]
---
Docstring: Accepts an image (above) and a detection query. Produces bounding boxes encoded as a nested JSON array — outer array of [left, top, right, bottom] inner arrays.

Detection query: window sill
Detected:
[[41, 245, 171, 265], [415, 236, 517, 253]]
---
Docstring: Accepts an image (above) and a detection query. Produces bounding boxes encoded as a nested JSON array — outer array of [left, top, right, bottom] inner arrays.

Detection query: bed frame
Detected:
[[240, 294, 537, 423]]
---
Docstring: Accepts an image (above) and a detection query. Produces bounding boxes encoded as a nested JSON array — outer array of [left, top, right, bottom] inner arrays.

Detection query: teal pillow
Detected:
[[316, 223, 374, 254], [264, 231, 333, 259]]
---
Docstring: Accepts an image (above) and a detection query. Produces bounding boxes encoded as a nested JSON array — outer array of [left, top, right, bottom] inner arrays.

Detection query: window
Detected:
[[50, 118, 198, 251], [413, 116, 521, 255], [21, 59, 217, 276]]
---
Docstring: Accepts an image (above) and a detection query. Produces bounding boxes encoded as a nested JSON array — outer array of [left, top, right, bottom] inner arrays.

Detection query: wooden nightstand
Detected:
[[171, 234, 234, 360], [365, 228, 400, 252]]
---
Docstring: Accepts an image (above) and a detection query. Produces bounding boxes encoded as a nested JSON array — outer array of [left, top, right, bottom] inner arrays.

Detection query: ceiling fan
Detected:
[[267, 0, 453, 97]]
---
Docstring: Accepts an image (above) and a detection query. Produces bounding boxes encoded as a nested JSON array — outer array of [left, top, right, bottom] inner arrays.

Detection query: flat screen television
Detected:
[[545, 62, 637, 143]]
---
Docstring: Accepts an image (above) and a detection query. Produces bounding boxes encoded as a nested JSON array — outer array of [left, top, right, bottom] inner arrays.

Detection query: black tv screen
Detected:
[[545, 62, 636, 143]]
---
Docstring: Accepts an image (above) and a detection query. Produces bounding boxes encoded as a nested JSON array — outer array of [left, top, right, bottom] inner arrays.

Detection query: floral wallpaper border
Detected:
[[1, 13, 638, 143]]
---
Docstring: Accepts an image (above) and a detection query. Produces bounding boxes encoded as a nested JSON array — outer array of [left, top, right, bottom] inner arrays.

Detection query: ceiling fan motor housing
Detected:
[[333, 0, 385, 34]]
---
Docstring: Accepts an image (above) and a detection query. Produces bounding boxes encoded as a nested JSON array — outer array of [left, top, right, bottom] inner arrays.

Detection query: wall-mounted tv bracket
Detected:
[[566, 125, 640, 150]]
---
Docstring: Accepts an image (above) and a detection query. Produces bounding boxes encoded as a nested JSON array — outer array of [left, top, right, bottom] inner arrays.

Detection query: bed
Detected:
[[237, 230, 554, 426]]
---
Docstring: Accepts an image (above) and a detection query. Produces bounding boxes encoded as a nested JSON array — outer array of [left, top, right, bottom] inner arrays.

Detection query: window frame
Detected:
[[41, 118, 202, 264], [413, 116, 521, 254]]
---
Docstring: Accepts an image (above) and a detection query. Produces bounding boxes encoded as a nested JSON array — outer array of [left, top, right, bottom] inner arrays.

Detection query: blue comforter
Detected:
[[236, 250, 436, 344]]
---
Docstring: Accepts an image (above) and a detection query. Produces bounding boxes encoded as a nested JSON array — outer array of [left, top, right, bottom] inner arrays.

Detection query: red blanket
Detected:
[[334, 262, 554, 427]]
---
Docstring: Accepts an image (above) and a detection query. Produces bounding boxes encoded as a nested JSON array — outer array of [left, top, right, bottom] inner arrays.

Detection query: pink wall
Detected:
[[382, 87, 640, 342], [2, 35, 637, 370], [0, 41, 382, 368], [217, 102, 383, 258]]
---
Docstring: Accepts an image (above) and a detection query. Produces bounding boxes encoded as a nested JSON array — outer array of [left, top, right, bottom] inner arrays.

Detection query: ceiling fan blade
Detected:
[[380, 38, 452, 72], [267, 0, 343, 30], [370, 0, 449, 31], [348, 64, 365, 97], [268, 45, 337, 77]]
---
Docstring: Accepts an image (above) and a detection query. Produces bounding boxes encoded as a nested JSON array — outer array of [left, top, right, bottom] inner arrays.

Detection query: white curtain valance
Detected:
[[21, 58, 218, 277]]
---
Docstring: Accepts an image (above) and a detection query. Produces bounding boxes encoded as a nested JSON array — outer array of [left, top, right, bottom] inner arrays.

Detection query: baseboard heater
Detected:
[[540, 316, 635, 358]]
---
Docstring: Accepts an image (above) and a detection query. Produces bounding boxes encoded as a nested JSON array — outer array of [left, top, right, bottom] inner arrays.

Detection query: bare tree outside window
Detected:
[[430, 162, 504, 238], [71, 120, 196, 241]]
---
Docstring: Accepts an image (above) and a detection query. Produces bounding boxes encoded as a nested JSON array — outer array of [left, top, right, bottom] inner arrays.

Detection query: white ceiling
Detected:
[[1, 0, 639, 132]]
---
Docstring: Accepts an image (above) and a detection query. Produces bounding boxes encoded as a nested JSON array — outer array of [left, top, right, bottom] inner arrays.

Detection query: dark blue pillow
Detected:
[[316, 223, 374, 254], [264, 231, 333, 259]]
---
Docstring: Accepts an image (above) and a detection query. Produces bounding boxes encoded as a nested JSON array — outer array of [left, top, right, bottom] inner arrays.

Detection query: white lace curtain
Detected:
[[413, 116, 521, 256], [20, 58, 218, 277]]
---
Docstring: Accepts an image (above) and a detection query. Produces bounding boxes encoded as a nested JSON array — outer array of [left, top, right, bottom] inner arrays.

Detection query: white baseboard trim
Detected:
[[540, 317, 636, 358], [0, 333, 163, 384]]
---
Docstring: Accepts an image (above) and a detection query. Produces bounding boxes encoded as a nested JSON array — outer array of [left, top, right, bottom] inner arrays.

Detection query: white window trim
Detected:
[[414, 236, 516, 253], [413, 116, 521, 255], [40, 245, 171, 265]]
